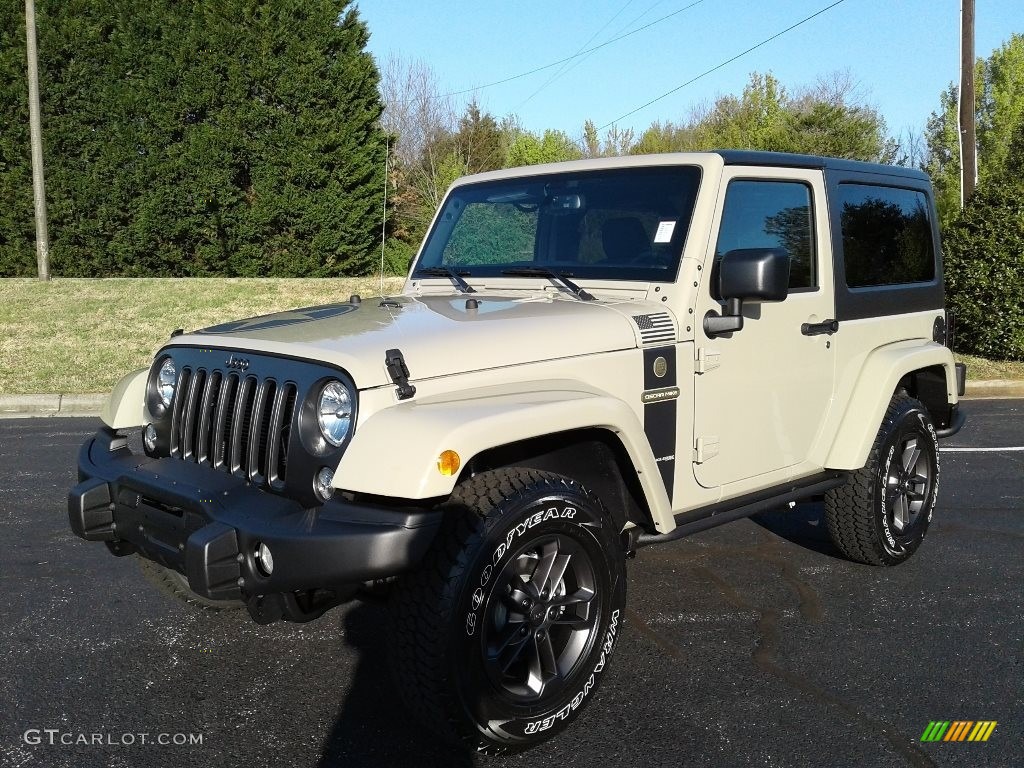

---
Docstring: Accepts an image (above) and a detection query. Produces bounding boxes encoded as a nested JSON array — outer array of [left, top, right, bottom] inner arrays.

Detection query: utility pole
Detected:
[[25, 0, 50, 281], [959, 0, 977, 207], [379, 136, 388, 294]]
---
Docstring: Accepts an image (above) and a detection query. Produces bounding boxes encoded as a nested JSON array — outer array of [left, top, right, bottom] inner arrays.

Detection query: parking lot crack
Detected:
[[691, 565, 936, 768], [624, 607, 686, 660]]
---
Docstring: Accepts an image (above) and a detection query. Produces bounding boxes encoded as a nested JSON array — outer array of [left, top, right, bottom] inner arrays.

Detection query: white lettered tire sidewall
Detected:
[[451, 488, 626, 748], [872, 403, 939, 562]]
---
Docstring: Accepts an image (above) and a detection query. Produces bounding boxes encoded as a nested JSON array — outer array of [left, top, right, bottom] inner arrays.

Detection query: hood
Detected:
[[169, 294, 661, 389]]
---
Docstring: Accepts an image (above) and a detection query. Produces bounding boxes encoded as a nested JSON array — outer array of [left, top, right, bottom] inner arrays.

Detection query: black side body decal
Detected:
[[642, 346, 677, 501]]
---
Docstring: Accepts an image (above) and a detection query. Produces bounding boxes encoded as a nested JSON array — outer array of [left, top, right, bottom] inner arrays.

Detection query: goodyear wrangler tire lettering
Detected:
[[388, 468, 626, 754], [491, 506, 577, 564], [825, 393, 939, 566], [466, 505, 580, 637], [523, 608, 620, 735]]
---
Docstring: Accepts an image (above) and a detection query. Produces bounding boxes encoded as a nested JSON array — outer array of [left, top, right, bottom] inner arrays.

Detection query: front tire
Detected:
[[388, 468, 626, 754], [825, 392, 939, 565]]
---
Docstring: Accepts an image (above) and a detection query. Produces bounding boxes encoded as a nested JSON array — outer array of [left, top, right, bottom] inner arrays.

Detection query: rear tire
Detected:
[[388, 468, 626, 754], [825, 393, 939, 565]]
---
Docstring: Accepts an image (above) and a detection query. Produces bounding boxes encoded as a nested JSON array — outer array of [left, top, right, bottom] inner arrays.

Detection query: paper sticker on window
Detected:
[[654, 220, 676, 243]]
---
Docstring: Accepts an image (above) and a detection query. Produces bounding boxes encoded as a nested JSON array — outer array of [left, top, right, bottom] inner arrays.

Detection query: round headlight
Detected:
[[317, 381, 352, 447], [157, 358, 176, 408]]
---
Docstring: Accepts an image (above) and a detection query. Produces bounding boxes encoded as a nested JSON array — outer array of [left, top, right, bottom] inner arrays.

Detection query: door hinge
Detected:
[[693, 436, 720, 464], [695, 348, 720, 374]]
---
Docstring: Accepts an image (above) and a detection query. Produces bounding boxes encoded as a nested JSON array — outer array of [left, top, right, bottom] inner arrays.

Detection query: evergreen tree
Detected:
[[0, 3, 40, 275], [0, 0, 387, 277], [943, 124, 1024, 361], [450, 101, 506, 175]]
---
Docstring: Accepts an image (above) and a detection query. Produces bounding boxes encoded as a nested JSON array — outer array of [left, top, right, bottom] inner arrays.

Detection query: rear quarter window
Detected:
[[838, 184, 935, 287]]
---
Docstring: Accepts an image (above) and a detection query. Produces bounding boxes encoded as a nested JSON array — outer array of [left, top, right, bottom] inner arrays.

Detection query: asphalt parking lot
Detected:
[[0, 399, 1020, 768]]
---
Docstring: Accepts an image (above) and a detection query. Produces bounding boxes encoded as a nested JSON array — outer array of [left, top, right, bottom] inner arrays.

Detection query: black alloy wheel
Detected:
[[388, 468, 627, 754]]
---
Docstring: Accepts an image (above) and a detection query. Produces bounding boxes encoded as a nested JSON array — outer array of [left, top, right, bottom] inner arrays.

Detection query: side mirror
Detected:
[[704, 248, 791, 337]]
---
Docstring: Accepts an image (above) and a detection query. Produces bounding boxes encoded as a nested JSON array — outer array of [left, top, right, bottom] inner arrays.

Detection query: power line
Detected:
[[516, 0, 637, 110], [616, 0, 671, 38], [599, 0, 849, 129], [553, 0, 669, 85], [442, 1, 706, 98]]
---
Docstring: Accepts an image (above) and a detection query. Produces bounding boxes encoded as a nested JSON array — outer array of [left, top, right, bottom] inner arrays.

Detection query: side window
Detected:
[[838, 184, 935, 287], [715, 180, 816, 291]]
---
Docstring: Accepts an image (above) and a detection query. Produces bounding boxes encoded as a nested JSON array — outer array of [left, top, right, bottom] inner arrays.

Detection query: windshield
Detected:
[[413, 166, 702, 282]]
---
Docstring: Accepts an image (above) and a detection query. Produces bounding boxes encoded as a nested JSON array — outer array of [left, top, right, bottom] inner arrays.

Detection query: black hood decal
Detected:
[[196, 303, 359, 334]]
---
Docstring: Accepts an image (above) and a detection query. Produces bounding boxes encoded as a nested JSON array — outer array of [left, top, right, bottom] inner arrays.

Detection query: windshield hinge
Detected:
[[385, 348, 416, 401]]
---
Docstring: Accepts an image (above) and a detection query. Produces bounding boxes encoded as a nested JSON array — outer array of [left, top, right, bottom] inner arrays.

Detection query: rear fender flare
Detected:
[[825, 342, 958, 469]]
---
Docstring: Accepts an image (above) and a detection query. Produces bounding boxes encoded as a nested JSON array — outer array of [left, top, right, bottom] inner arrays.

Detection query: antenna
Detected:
[[379, 135, 388, 295]]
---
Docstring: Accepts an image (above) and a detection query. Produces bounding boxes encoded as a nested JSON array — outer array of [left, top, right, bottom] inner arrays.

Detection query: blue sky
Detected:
[[356, 0, 1023, 141]]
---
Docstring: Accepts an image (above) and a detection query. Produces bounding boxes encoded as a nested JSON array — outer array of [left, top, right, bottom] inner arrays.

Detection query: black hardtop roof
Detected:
[[715, 150, 931, 182]]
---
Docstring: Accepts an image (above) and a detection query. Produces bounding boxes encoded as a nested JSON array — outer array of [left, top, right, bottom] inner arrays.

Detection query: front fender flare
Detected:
[[334, 390, 673, 529], [101, 368, 151, 429]]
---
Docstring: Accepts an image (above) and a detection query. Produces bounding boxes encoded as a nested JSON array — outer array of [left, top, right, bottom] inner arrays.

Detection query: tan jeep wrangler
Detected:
[[69, 150, 966, 753]]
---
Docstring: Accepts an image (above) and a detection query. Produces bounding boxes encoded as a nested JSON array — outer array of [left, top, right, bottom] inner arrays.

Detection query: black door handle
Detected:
[[801, 319, 839, 336]]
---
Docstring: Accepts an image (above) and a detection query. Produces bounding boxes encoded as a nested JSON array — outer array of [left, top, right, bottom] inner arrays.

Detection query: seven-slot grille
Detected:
[[633, 312, 676, 345], [169, 367, 297, 490]]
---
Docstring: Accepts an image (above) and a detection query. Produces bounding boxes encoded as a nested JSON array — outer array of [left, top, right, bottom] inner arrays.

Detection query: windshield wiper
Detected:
[[501, 267, 595, 301], [416, 266, 476, 294]]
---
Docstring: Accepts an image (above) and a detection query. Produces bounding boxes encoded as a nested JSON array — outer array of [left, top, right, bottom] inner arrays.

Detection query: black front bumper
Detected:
[[69, 428, 441, 602]]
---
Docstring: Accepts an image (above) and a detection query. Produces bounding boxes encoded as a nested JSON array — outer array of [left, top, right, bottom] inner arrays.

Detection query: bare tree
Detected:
[[892, 125, 930, 169], [602, 124, 636, 156], [803, 69, 869, 108], [379, 56, 464, 238], [379, 56, 457, 168], [579, 120, 637, 157]]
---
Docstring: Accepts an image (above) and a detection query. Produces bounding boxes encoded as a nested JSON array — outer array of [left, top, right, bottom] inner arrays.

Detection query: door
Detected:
[[692, 168, 836, 490]]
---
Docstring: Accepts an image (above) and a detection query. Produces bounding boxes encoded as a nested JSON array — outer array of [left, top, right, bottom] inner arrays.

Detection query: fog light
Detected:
[[255, 542, 274, 576], [143, 423, 158, 453], [314, 466, 335, 501], [437, 450, 461, 476]]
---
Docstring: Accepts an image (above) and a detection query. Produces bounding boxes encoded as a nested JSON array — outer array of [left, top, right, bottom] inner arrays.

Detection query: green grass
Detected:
[[0, 277, 403, 395], [0, 277, 1021, 395], [954, 353, 1024, 382]]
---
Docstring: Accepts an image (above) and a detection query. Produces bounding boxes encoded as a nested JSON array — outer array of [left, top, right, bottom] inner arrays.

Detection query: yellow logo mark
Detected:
[[920, 721, 997, 742]]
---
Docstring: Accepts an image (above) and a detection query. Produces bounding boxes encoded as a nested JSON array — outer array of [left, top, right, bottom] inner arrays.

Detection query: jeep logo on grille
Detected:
[[225, 354, 250, 371]]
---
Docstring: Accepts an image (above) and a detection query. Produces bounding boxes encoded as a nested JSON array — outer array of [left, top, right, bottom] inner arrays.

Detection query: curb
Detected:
[[0, 393, 107, 419], [964, 379, 1024, 400], [1, 380, 1022, 419]]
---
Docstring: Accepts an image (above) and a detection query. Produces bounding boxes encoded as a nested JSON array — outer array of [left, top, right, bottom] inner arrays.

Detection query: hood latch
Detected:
[[385, 348, 416, 401]]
